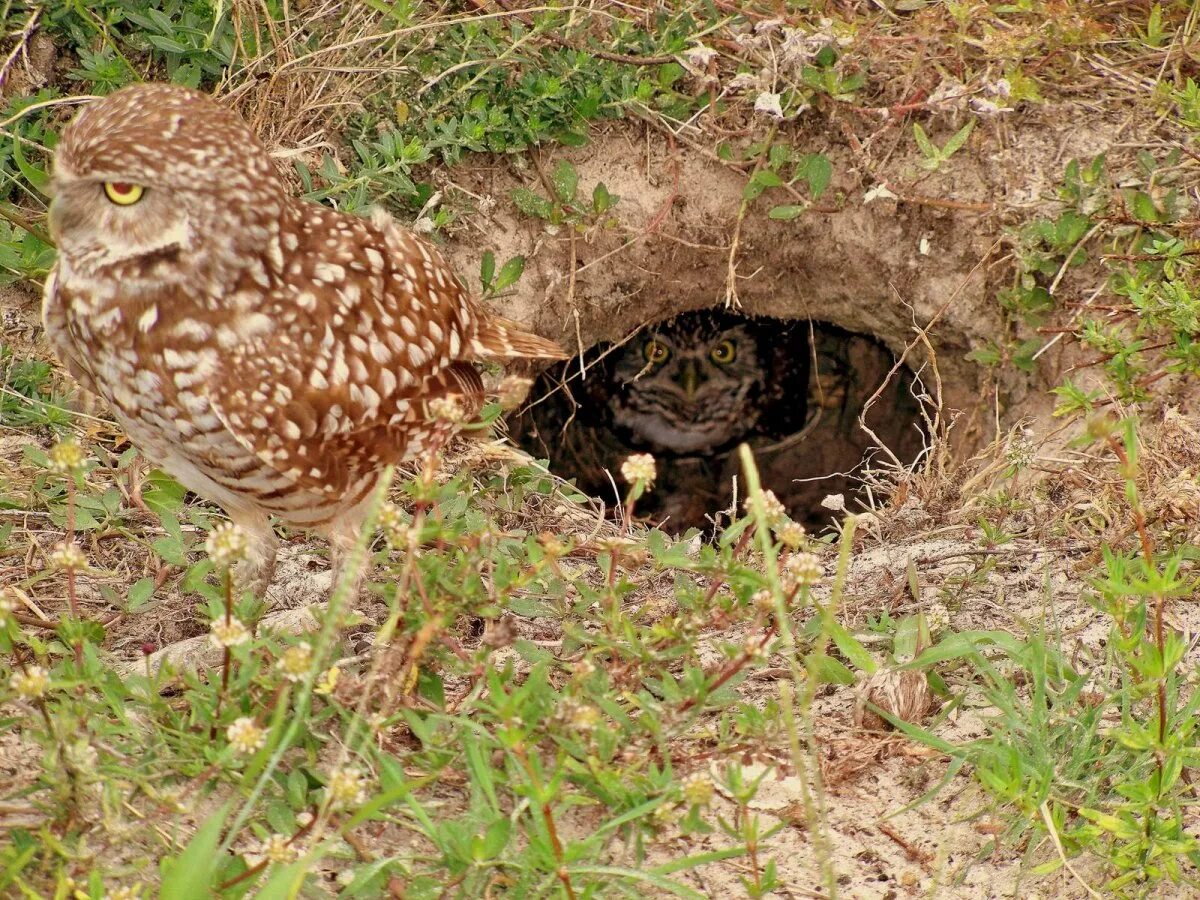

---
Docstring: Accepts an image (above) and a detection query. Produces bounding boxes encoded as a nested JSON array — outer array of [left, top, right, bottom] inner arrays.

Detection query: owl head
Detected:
[[48, 84, 285, 292], [608, 311, 769, 455]]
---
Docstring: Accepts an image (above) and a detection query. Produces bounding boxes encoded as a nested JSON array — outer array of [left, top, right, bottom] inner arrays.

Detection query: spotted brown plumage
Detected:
[[43, 83, 566, 596]]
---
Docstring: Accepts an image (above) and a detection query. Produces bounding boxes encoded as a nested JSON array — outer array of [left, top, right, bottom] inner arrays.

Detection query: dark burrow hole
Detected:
[[510, 309, 927, 534]]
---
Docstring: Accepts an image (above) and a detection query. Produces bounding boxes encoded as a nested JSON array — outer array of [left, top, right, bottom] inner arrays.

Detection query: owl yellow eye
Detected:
[[710, 339, 737, 365], [644, 340, 670, 364], [103, 182, 144, 206]]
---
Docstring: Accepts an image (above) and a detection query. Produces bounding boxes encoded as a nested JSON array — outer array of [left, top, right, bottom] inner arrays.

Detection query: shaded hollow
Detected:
[[510, 309, 926, 533]]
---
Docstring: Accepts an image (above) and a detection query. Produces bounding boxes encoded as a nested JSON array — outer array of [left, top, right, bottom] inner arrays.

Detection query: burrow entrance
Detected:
[[510, 309, 927, 533]]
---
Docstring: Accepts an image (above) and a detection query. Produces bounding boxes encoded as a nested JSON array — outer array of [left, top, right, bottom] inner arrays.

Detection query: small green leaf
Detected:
[[592, 181, 614, 213], [512, 187, 554, 220], [126, 577, 155, 612], [795, 153, 832, 199], [768, 204, 806, 220], [11, 140, 49, 196], [480, 250, 496, 291], [493, 256, 525, 293], [552, 160, 579, 203], [806, 654, 855, 685], [912, 122, 935, 157], [943, 120, 975, 156], [159, 804, 231, 900]]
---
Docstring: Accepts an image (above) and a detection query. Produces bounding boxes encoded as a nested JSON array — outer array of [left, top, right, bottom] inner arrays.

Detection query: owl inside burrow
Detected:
[[42, 83, 567, 610]]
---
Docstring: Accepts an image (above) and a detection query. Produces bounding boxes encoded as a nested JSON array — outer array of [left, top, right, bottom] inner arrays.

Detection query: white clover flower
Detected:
[[753, 91, 784, 119], [48, 541, 88, 572], [326, 766, 370, 810], [209, 617, 251, 649], [10, 665, 49, 699], [226, 717, 266, 755], [620, 453, 657, 486], [47, 439, 86, 474], [205, 523, 249, 569], [276, 642, 314, 683]]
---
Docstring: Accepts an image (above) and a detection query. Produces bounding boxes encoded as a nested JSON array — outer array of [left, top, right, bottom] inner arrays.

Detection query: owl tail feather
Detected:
[[472, 318, 569, 361]]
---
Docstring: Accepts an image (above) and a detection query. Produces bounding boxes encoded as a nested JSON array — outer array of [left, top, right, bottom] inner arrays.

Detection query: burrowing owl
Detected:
[[43, 83, 566, 596], [514, 310, 809, 530], [607, 310, 808, 454]]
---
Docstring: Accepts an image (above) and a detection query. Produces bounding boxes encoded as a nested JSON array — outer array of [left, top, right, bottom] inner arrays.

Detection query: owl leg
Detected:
[[228, 508, 279, 599], [328, 530, 366, 610]]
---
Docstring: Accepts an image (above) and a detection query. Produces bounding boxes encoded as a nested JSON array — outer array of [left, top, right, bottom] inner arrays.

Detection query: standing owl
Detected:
[[42, 83, 566, 599]]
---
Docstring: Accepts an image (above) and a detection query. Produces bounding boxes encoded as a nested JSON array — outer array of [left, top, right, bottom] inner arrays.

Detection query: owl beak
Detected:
[[679, 359, 700, 400]]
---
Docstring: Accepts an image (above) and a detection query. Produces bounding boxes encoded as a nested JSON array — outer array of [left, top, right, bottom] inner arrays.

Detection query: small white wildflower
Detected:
[[326, 766, 369, 810], [226, 717, 266, 755], [744, 636, 767, 660], [205, 523, 249, 569], [47, 541, 88, 572], [209, 617, 251, 649], [10, 665, 49, 699], [745, 489, 786, 523], [774, 519, 806, 549], [784, 552, 823, 587], [620, 453, 657, 486], [47, 439, 86, 474], [563, 699, 600, 734], [752, 589, 776, 614], [863, 183, 899, 204], [753, 91, 784, 120], [276, 642, 314, 683], [681, 771, 714, 807], [428, 395, 466, 423], [821, 493, 846, 512], [924, 604, 951, 636], [684, 43, 718, 68], [258, 833, 297, 864]]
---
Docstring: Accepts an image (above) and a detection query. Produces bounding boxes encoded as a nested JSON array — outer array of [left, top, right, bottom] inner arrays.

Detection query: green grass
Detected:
[[3, 0, 1200, 896]]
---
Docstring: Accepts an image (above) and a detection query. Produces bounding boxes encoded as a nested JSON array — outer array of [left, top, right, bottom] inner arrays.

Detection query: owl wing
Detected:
[[206, 216, 488, 496], [41, 268, 101, 396]]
